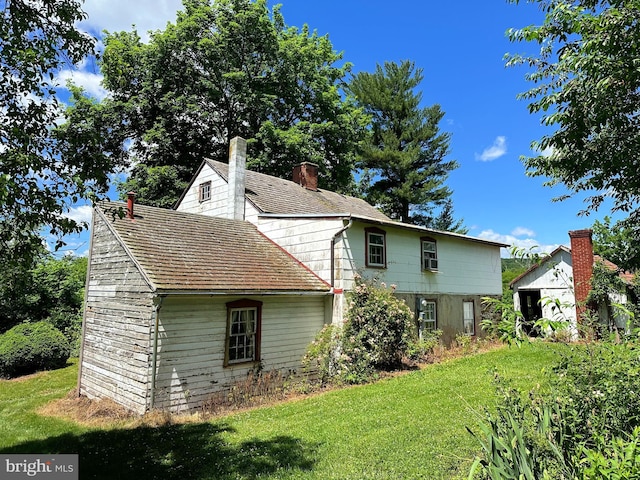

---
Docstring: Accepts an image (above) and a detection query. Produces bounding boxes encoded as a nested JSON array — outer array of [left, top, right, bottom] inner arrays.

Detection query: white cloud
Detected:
[[511, 226, 535, 237], [56, 69, 108, 100], [476, 136, 507, 162], [63, 204, 94, 226], [80, 0, 182, 41], [477, 229, 559, 258], [539, 146, 554, 157]]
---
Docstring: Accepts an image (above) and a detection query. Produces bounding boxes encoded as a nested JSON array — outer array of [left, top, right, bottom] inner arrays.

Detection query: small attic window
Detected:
[[199, 181, 211, 202]]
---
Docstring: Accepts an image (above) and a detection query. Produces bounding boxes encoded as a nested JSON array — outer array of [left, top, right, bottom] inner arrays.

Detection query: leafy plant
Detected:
[[480, 296, 525, 346], [469, 342, 640, 479], [406, 329, 442, 362], [0, 321, 71, 378], [304, 275, 416, 384], [576, 428, 640, 480]]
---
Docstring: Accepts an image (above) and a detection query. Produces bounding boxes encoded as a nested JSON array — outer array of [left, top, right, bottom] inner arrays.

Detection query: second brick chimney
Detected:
[[293, 162, 319, 191], [569, 229, 594, 322]]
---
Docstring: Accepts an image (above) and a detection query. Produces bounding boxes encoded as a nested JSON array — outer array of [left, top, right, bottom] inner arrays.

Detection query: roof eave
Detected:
[[152, 289, 333, 296]]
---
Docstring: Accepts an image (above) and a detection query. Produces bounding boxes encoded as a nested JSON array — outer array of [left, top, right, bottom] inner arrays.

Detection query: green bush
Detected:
[[406, 329, 442, 361], [469, 343, 640, 479], [0, 321, 71, 378], [304, 275, 416, 385]]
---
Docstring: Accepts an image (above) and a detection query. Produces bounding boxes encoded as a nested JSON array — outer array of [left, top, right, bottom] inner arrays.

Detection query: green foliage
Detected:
[[0, 0, 112, 266], [577, 428, 640, 480], [507, 0, 640, 226], [64, 0, 366, 207], [468, 378, 571, 480], [592, 216, 640, 273], [480, 296, 525, 346], [470, 342, 640, 479], [302, 324, 338, 384], [304, 276, 416, 384], [0, 255, 86, 354], [406, 329, 443, 361], [349, 60, 461, 229], [0, 321, 71, 378]]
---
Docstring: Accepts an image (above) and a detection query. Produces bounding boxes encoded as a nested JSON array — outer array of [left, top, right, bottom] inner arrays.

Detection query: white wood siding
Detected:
[[176, 165, 228, 216], [176, 164, 261, 221], [80, 213, 155, 414], [152, 295, 328, 412], [511, 249, 577, 332], [257, 217, 346, 285], [345, 223, 503, 296], [511, 250, 574, 291]]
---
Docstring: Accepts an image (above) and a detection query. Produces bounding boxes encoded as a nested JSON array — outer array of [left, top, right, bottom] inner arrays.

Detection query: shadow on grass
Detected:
[[0, 422, 317, 479]]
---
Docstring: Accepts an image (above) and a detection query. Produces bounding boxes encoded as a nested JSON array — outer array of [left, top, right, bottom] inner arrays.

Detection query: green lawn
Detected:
[[0, 343, 561, 479]]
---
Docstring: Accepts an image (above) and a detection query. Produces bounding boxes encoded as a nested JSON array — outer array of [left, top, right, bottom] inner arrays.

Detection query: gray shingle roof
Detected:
[[97, 202, 331, 294], [206, 160, 390, 220]]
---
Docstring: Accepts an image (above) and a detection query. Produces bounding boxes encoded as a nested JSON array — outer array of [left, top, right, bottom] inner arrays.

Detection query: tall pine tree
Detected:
[[349, 61, 462, 230]]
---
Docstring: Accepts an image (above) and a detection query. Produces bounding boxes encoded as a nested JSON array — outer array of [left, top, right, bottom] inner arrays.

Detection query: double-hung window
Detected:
[[463, 300, 475, 335], [199, 181, 211, 202], [421, 237, 438, 271], [418, 299, 437, 338], [225, 299, 262, 365], [365, 227, 386, 268]]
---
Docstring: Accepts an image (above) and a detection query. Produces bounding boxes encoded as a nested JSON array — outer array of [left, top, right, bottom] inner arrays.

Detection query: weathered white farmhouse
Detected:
[[79, 199, 331, 413], [176, 137, 507, 341], [80, 137, 507, 413], [511, 229, 634, 336]]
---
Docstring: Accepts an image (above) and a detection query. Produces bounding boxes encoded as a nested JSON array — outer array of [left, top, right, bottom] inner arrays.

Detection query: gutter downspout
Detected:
[[331, 217, 353, 289], [149, 295, 165, 410]]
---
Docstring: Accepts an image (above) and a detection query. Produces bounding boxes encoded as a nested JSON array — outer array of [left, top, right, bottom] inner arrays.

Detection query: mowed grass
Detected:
[[0, 343, 561, 479]]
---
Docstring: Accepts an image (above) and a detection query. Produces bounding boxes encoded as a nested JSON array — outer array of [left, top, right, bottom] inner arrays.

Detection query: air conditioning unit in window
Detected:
[[428, 258, 438, 270]]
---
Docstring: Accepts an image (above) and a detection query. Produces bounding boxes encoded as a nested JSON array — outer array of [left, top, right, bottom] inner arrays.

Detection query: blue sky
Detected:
[[57, 0, 615, 256]]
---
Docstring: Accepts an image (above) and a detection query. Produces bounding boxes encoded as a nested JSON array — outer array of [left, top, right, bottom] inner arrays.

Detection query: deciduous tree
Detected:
[[592, 216, 640, 273], [0, 0, 110, 266], [64, 0, 366, 207], [349, 61, 461, 228], [507, 0, 640, 225]]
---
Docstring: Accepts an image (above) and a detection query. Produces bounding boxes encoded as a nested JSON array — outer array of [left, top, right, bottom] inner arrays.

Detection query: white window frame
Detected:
[[421, 237, 438, 271], [419, 299, 437, 338], [463, 300, 475, 335], [365, 227, 386, 268], [199, 181, 211, 202]]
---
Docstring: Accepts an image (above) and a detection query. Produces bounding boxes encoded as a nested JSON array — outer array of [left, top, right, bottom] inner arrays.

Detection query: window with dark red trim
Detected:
[[225, 299, 262, 366], [365, 227, 386, 268]]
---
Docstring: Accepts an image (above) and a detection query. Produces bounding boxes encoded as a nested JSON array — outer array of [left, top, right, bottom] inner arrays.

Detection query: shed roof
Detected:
[[96, 202, 331, 294], [509, 245, 634, 288]]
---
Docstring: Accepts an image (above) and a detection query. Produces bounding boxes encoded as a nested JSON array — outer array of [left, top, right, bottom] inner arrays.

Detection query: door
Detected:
[[519, 290, 543, 336]]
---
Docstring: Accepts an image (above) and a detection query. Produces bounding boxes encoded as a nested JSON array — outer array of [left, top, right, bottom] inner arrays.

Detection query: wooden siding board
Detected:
[[80, 213, 154, 413], [151, 295, 327, 412], [257, 217, 345, 284], [345, 223, 503, 296]]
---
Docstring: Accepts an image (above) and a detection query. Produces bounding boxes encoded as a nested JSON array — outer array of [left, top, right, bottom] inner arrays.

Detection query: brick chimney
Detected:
[[292, 162, 319, 191], [569, 229, 594, 322], [227, 136, 247, 221], [126, 191, 136, 219]]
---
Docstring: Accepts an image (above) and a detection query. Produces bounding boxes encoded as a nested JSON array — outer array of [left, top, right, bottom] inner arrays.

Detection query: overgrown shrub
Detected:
[[469, 342, 640, 479], [0, 321, 71, 378], [303, 275, 416, 384], [406, 329, 442, 362]]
